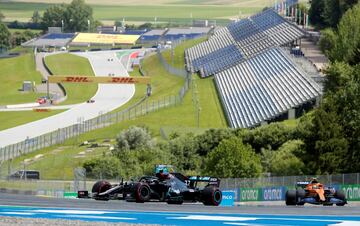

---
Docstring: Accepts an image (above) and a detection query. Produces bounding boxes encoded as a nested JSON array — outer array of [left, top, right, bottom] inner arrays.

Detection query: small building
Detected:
[[22, 81, 33, 92]]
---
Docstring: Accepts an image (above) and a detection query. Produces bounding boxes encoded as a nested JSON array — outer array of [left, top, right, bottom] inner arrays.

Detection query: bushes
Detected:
[[204, 137, 262, 178]]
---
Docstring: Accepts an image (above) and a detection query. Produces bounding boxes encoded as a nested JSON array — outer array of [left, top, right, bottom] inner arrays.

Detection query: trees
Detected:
[[31, 11, 41, 24], [324, 62, 354, 92], [240, 123, 294, 153], [0, 22, 11, 51], [309, 0, 325, 28], [63, 0, 94, 32], [204, 137, 262, 178], [113, 126, 153, 155], [195, 128, 234, 156], [41, 0, 94, 32], [10, 31, 35, 46], [83, 156, 121, 179], [264, 140, 305, 176], [309, 0, 359, 28], [41, 4, 66, 29], [0, 11, 4, 22]]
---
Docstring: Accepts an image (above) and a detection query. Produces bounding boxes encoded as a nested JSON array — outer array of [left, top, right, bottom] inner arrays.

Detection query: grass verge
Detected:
[[45, 53, 98, 105], [0, 110, 65, 131], [0, 54, 45, 105]]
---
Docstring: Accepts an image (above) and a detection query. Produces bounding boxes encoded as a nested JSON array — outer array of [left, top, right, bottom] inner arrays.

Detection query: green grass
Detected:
[[0, 1, 262, 23], [0, 110, 65, 131], [8, 28, 42, 34], [0, 54, 45, 105], [193, 75, 227, 128], [162, 37, 207, 68], [0, 53, 66, 131], [45, 53, 98, 105]]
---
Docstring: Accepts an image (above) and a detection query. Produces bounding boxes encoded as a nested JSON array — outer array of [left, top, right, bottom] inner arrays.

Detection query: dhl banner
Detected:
[[72, 33, 140, 45], [48, 76, 150, 84]]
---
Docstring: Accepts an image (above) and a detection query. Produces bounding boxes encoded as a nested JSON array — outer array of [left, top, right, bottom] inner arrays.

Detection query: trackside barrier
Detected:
[[235, 185, 360, 202], [340, 184, 360, 201], [220, 190, 235, 206]]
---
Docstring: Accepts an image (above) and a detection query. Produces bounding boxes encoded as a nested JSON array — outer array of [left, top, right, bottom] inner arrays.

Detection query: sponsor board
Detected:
[[262, 187, 285, 201], [340, 184, 360, 201], [220, 190, 235, 206], [48, 76, 150, 84], [239, 188, 261, 202]]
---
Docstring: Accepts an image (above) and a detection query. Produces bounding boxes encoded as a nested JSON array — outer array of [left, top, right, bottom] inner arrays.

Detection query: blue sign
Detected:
[[220, 190, 235, 206]]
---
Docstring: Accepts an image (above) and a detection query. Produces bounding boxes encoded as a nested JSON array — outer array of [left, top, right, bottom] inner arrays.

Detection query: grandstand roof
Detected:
[[214, 48, 321, 128], [166, 27, 211, 35], [142, 29, 166, 36], [22, 33, 75, 47], [186, 9, 305, 77], [72, 33, 139, 45]]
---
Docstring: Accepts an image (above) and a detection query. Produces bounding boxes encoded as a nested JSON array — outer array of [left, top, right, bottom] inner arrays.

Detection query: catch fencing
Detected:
[[0, 50, 191, 162], [220, 173, 360, 189], [1, 173, 360, 202]]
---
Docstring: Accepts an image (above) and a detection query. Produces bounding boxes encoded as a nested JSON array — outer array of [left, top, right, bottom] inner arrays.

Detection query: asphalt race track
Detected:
[[0, 193, 360, 225], [0, 50, 135, 147]]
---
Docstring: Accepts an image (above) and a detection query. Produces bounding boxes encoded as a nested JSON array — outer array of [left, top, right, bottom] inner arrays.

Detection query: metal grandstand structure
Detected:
[[215, 48, 321, 128], [185, 8, 322, 129], [185, 9, 304, 77]]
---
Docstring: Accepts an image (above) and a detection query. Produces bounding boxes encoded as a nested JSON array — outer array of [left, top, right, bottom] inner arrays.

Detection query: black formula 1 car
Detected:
[[78, 165, 222, 206], [285, 178, 347, 206]]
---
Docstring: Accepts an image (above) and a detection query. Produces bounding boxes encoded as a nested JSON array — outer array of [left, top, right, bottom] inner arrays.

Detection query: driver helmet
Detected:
[[310, 177, 319, 184]]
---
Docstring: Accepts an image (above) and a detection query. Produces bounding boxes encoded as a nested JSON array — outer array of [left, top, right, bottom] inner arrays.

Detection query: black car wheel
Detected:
[[135, 183, 151, 203], [202, 186, 222, 206], [285, 190, 297, 206], [335, 190, 346, 206], [296, 188, 305, 205], [92, 180, 111, 201]]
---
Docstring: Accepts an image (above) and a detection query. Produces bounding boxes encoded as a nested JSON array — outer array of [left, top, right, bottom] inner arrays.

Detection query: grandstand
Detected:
[[186, 9, 304, 77], [139, 29, 166, 43], [163, 27, 211, 42], [184, 8, 322, 128], [215, 48, 321, 128], [22, 33, 75, 48]]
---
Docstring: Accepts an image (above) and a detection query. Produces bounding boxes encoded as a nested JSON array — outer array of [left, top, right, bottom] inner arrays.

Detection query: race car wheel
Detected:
[[285, 190, 297, 206], [202, 186, 222, 206], [296, 188, 305, 205], [335, 190, 346, 206], [92, 180, 111, 201], [135, 183, 151, 203]]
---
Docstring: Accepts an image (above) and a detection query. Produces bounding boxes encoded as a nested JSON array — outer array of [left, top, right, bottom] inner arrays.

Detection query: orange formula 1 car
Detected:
[[285, 178, 347, 206]]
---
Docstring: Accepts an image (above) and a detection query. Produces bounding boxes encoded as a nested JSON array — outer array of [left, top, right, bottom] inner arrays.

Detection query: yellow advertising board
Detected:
[[48, 76, 150, 84], [72, 33, 140, 45]]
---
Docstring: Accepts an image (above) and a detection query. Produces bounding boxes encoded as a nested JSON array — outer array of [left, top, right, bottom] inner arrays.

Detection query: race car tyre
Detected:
[[285, 190, 297, 206], [296, 188, 305, 205], [135, 183, 151, 203], [202, 186, 222, 206], [92, 180, 111, 201], [335, 190, 346, 206]]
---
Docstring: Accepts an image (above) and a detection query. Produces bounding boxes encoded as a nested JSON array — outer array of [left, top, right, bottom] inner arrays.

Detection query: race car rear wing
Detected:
[[296, 181, 310, 188], [188, 176, 220, 187]]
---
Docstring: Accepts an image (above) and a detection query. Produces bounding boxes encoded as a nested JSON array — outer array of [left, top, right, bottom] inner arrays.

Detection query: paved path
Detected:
[[35, 52, 65, 99], [0, 50, 135, 147]]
